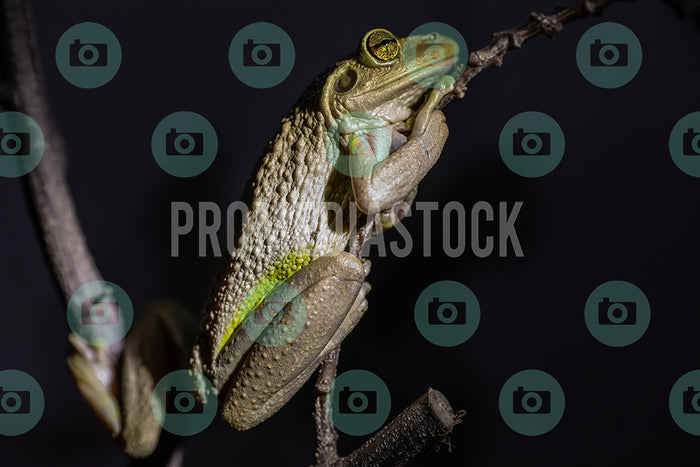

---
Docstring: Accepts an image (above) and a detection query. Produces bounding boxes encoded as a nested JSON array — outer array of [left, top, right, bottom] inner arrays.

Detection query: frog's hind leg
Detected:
[[220, 251, 371, 430]]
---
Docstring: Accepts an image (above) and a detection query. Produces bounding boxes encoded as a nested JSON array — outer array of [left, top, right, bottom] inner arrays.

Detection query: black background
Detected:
[[1, 0, 699, 465]]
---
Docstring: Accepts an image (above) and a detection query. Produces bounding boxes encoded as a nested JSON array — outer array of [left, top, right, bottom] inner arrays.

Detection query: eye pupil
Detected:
[[367, 30, 399, 62]]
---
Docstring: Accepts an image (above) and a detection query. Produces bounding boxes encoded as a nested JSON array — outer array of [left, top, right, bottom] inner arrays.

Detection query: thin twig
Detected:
[[438, 0, 633, 109]]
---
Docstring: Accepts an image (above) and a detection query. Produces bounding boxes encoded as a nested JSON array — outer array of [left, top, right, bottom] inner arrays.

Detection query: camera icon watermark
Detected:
[[69, 39, 108, 67], [0, 129, 30, 156], [682, 386, 700, 415], [670, 113, 700, 177], [584, 280, 650, 347], [324, 111, 392, 178], [576, 22, 642, 89], [243, 39, 281, 67], [415, 281, 480, 347], [80, 297, 120, 325], [0, 370, 45, 436], [512, 128, 551, 157], [66, 280, 133, 347], [165, 129, 204, 156], [229, 22, 294, 88], [427, 298, 467, 326], [0, 387, 31, 415], [152, 370, 217, 436], [598, 297, 636, 325], [402, 22, 468, 90], [682, 128, 700, 156], [499, 370, 564, 436], [669, 370, 700, 436], [415, 39, 454, 67], [56, 22, 121, 88], [512, 386, 551, 414], [165, 386, 205, 415], [252, 301, 292, 326], [0, 111, 45, 178], [589, 39, 628, 67], [241, 281, 307, 348], [152, 112, 218, 177], [499, 111, 565, 177], [338, 387, 378, 414], [328, 370, 390, 436]]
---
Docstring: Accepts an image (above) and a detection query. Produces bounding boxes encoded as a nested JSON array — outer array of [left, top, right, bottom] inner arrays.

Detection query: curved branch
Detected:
[[2, 0, 103, 300], [0, 0, 126, 426]]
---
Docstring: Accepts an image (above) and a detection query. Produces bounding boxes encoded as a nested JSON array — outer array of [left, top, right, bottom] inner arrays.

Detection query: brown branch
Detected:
[[339, 389, 462, 467], [1, 2, 183, 466], [2, 0, 102, 301], [0, 0, 126, 430], [312, 351, 462, 467], [313, 347, 342, 465], [438, 0, 634, 110]]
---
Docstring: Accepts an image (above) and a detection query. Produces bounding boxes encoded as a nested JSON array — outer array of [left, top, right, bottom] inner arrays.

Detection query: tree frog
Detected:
[[189, 28, 457, 431], [113, 28, 457, 456]]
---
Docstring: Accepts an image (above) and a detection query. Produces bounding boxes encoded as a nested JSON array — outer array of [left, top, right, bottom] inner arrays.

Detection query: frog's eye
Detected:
[[333, 69, 358, 93], [366, 29, 399, 62]]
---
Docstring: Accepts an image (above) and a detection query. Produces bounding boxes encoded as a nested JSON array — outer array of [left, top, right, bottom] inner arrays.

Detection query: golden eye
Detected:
[[334, 69, 357, 93], [366, 30, 399, 62]]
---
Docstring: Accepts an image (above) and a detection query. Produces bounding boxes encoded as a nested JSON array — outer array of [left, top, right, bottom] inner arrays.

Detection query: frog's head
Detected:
[[320, 28, 459, 126]]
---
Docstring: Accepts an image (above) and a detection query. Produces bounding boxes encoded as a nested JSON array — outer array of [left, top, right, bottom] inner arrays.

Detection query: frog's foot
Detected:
[[116, 300, 196, 458], [352, 106, 448, 215], [219, 252, 371, 431], [379, 186, 417, 230]]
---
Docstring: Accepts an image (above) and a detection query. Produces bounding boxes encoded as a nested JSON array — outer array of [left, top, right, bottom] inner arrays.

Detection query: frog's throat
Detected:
[[217, 248, 313, 355]]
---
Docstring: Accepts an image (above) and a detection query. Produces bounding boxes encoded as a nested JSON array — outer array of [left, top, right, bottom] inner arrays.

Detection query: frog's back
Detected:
[[197, 86, 356, 363]]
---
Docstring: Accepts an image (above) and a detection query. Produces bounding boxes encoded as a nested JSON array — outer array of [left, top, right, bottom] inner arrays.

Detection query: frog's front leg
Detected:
[[351, 82, 452, 215], [219, 251, 371, 430]]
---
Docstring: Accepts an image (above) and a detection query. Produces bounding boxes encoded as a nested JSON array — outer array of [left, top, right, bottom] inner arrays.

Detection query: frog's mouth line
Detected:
[[362, 58, 454, 99]]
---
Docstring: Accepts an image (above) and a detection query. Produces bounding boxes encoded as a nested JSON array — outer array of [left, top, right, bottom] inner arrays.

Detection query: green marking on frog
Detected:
[[218, 248, 312, 354]]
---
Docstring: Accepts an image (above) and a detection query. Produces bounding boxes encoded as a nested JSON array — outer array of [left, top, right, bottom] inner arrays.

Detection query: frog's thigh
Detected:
[[221, 251, 371, 430], [352, 110, 448, 214]]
